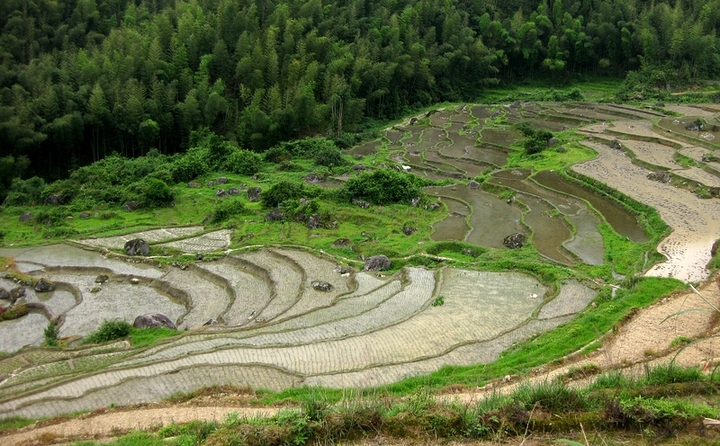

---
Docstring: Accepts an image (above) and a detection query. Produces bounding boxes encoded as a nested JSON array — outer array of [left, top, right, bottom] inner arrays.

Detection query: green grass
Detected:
[[128, 327, 181, 347]]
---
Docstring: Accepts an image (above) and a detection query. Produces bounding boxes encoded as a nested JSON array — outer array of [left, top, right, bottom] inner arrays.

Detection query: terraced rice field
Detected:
[[2, 101, 720, 420]]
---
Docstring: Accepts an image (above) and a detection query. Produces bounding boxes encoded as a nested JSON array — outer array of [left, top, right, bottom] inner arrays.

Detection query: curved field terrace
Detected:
[[2, 101, 720, 421]]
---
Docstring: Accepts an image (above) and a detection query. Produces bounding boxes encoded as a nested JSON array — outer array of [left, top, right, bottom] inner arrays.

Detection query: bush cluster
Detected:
[[83, 319, 132, 344], [342, 169, 424, 205]]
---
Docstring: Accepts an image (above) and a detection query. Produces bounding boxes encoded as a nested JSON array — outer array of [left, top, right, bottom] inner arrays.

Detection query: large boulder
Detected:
[[364, 255, 391, 271], [547, 137, 559, 147], [34, 278, 55, 293], [247, 187, 262, 202], [124, 238, 150, 256], [503, 233, 526, 249], [133, 313, 177, 330]]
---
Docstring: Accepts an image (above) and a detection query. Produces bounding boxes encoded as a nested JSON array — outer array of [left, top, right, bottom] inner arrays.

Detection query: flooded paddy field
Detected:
[[4, 100, 720, 419]]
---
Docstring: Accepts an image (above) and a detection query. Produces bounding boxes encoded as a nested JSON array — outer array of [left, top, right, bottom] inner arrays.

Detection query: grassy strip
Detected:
[[74, 363, 718, 446]]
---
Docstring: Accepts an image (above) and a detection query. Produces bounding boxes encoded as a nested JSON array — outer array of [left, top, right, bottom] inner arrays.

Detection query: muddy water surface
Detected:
[[533, 171, 648, 242], [431, 198, 471, 241]]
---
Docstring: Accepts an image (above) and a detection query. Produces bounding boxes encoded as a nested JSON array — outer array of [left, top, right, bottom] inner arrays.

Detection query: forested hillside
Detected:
[[1, 0, 718, 187]]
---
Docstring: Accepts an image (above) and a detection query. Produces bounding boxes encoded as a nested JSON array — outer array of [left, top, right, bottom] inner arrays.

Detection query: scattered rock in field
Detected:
[[427, 203, 441, 211], [207, 180, 217, 187], [124, 238, 150, 256], [361, 231, 372, 238], [352, 163, 366, 171], [609, 139, 622, 150], [133, 313, 177, 330], [187, 181, 202, 188], [425, 110, 438, 117], [215, 189, 229, 197], [90, 287, 101, 293], [468, 180, 480, 189], [503, 233, 526, 249], [123, 200, 138, 212], [685, 121, 704, 131], [34, 278, 55, 293], [364, 255, 391, 271], [311, 281, 334, 292], [203, 318, 218, 326], [352, 199, 370, 209], [333, 265, 353, 275], [195, 253, 204, 261], [556, 146, 566, 153], [217, 177, 228, 184], [44, 194, 67, 205], [307, 214, 323, 229], [647, 171, 671, 183], [19, 212, 33, 222], [79, 212, 90, 219], [95, 275, 109, 284], [702, 153, 720, 163], [304, 173, 324, 183], [411, 197, 420, 207], [332, 238, 352, 248], [410, 117, 418, 125], [247, 187, 262, 202], [228, 187, 240, 195], [402, 226, 418, 235], [547, 137, 559, 147], [265, 209, 285, 222], [101, 212, 115, 219], [0, 288, 9, 300], [9, 287, 26, 303]]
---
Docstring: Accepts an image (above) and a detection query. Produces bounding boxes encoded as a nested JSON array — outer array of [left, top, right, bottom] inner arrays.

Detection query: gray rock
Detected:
[[34, 278, 55, 293], [647, 171, 671, 183], [364, 255, 391, 271], [124, 238, 150, 256], [411, 197, 420, 207], [203, 318, 218, 326], [307, 214, 323, 229], [509, 100, 522, 109], [264, 209, 285, 222], [427, 203, 441, 211], [187, 181, 202, 188], [547, 137, 559, 147], [685, 121, 704, 131], [133, 313, 177, 330], [410, 117, 418, 125], [247, 187, 262, 202], [95, 275, 109, 284], [402, 226, 417, 235], [207, 180, 217, 187], [556, 146, 567, 153], [609, 140, 622, 150], [228, 187, 240, 195], [352, 199, 370, 209], [304, 173, 324, 183], [123, 200, 138, 212], [19, 212, 33, 222], [353, 163, 366, 171], [79, 212, 91, 219], [503, 233, 526, 249], [9, 287, 26, 303], [0, 288, 9, 300], [468, 180, 480, 189], [332, 238, 351, 247], [44, 194, 66, 205], [311, 281, 334, 292], [217, 177, 228, 184], [216, 189, 229, 197]]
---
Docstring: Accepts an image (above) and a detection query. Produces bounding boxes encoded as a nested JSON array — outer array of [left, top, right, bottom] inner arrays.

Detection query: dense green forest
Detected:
[[0, 0, 718, 192]]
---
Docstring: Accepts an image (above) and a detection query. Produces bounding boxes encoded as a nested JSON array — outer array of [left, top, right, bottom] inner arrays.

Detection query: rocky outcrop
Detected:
[[124, 238, 150, 256], [364, 255, 391, 271], [247, 187, 262, 202], [647, 171, 671, 183], [133, 313, 177, 329], [34, 278, 55, 293], [311, 281, 334, 292], [503, 233, 526, 249]]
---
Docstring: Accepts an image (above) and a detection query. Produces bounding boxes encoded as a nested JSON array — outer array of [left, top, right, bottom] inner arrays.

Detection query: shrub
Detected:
[[83, 319, 131, 344], [314, 147, 347, 168], [342, 169, 423, 205], [142, 178, 174, 207], [172, 147, 211, 182], [261, 181, 309, 208], [226, 148, 263, 175], [3, 177, 46, 206], [44, 322, 59, 347], [211, 199, 247, 223]]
